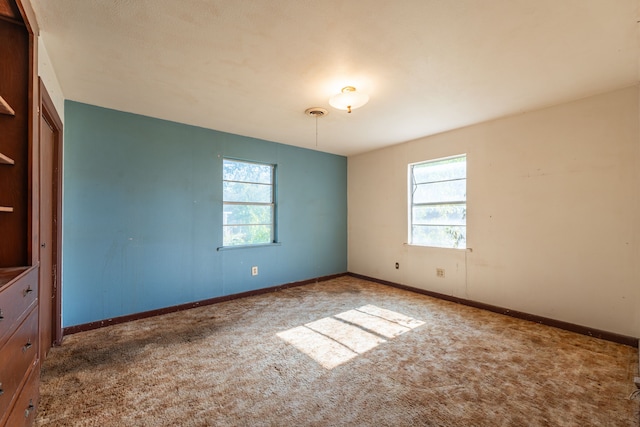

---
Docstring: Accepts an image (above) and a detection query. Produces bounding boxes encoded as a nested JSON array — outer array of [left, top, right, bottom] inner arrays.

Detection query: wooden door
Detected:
[[38, 80, 63, 359]]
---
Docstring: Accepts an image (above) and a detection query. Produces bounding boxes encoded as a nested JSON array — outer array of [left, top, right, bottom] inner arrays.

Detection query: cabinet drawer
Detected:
[[0, 266, 38, 349], [0, 308, 38, 421], [3, 360, 39, 427]]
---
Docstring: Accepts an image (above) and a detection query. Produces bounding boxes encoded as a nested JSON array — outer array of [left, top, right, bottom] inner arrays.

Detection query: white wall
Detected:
[[348, 86, 640, 338], [38, 36, 64, 120]]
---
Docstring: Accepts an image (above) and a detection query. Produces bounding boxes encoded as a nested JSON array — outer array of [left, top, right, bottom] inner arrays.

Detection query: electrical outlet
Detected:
[[436, 268, 445, 278], [251, 266, 258, 276], [395, 262, 399, 270]]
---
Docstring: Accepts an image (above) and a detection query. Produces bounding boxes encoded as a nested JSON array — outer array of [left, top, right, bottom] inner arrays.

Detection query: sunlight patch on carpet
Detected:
[[277, 326, 359, 369], [306, 317, 386, 354], [277, 305, 424, 369]]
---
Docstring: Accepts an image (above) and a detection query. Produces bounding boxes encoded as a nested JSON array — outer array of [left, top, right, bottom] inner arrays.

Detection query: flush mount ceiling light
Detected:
[[329, 86, 369, 113]]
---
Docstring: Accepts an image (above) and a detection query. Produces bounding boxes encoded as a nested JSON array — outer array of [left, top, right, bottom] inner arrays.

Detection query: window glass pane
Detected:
[[223, 160, 272, 184], [413, 157, 466, 184], [409, 154, 466, 249], [413, 179, 465, 204], [223, 182, 272, 203], [223, 204, 273, 225], [412, 225, 466, 249], [222, 158, 276, 247], [223, 225, 273, 246], [412, 204, 466, 226]]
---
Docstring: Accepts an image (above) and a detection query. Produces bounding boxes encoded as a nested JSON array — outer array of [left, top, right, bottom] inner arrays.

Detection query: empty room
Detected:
[[0, 0, 638, 426]]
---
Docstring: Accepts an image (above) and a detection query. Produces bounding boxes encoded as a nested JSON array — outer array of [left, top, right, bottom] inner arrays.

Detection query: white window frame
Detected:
[[409, 154, 467, 249], [222, 158, 276, 247]]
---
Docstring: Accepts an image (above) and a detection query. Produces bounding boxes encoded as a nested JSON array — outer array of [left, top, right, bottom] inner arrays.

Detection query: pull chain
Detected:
[[304, 107, 328, 148]]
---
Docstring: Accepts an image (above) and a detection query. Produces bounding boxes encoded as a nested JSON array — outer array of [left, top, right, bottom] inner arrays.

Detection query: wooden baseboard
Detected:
[[348, 272, 639, 348], [62, 273, 347, 336], [62, 271, 638, 348]]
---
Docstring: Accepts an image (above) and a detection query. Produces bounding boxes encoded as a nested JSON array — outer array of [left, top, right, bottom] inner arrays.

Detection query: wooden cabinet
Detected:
[[0, 267, 39, 427], [4, 360, 39, 427], [0, 0, 40, 425], [0, 267, 37, 346], [0, 0, 31, 268], [0, 121, 16, 213]]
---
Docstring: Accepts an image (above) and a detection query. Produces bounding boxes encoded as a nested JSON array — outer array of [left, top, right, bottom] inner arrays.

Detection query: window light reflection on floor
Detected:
[[277, 305, 425, 369]]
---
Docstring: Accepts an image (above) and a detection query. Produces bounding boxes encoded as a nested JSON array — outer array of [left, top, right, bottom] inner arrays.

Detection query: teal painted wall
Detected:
[[63, 101, 347, 327]]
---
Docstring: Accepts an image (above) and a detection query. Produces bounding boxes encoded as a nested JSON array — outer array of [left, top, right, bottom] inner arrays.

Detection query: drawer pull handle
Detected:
[[24, 400, 35, 418], [22, 340, 32, 352], [0, 382, 3, 396], [0, 309, 3, 321], [23, 287, 33, 297]]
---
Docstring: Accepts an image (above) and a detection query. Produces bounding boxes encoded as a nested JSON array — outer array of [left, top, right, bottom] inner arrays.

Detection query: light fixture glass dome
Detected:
[[329, 86, 369, 113]]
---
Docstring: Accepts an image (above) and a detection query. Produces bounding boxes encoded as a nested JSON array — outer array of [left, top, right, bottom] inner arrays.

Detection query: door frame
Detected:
[[38, 78, 63, 347]]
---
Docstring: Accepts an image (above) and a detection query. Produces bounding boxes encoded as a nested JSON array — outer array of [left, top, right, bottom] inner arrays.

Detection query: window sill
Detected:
[[217, 242, 282, 251], [405, 243, 472, 252]]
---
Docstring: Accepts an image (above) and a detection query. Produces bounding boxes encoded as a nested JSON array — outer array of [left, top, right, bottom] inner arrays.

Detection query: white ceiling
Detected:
[[30, 0, 639, 156]]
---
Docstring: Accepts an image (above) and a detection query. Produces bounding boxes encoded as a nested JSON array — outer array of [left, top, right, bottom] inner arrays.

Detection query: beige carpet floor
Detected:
[[36, 276, 638, 426]]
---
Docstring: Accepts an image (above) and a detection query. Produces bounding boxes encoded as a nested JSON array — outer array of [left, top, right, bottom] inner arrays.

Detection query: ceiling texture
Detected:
[[29, 0, 639, 156]]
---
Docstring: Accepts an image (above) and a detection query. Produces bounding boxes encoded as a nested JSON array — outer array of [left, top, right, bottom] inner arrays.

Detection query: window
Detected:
[[409, 155, 466, 248], [223, 159, 276, 246]]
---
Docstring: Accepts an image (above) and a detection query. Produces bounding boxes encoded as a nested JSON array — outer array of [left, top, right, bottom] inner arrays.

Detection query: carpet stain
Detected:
[[36, 276, 639, 426]]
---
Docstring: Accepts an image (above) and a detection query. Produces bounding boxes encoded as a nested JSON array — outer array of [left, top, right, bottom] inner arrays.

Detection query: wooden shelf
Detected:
[[0, 266, 30, 288], [0, 152, 14, 165], [0, 206, 13, 213], [0, 95, 14, 116]]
